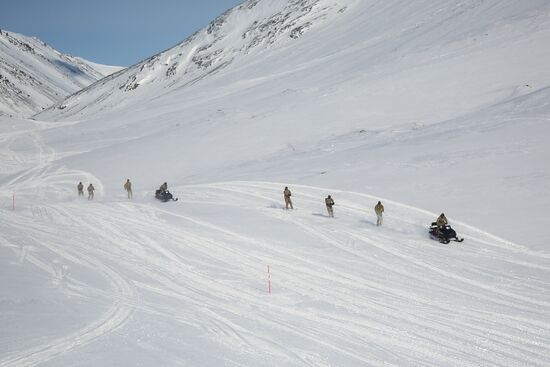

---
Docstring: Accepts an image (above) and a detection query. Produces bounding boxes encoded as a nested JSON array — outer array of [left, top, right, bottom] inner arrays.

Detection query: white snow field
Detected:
[[1, 0, 550, 366]]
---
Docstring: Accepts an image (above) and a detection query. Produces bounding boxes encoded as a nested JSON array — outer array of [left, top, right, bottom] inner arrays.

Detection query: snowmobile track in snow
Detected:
[[0, 207, 137, 367], [1, 179, 549, 366]]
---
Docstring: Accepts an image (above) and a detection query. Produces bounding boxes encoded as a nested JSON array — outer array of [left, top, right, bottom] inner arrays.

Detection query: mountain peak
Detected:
[[0, 29, 122, 117], [38, 0, 344, 120]]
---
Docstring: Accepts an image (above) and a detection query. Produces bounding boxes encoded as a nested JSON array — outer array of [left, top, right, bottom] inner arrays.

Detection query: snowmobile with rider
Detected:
[[429, 213, 464, 244], [155, 182, 178, 202]]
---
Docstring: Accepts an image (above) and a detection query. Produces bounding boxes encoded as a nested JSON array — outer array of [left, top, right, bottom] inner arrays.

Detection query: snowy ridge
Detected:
[[37, 0, 347, 119], [0, 29, 120, 117], [37, 0, 550, 121]]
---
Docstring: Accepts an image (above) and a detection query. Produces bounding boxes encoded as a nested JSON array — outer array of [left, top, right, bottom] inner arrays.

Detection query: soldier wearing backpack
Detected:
[[325, 195, 335, 218], [284, 186, 293, 210]]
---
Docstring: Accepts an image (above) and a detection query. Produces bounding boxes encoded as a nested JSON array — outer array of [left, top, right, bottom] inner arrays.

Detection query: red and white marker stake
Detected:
[[267, 265, 272, 294]]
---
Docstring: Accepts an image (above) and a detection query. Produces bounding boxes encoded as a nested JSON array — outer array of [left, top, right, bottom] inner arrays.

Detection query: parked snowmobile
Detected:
[[155, 189, 178, 202], [429, 222, 464, 244]]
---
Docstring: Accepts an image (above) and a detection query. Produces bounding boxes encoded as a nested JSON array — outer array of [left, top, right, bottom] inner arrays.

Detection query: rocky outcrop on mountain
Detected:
[[37, 0, 550, 123], [38, 0, 344, 120], [0, 29, 121, 117]]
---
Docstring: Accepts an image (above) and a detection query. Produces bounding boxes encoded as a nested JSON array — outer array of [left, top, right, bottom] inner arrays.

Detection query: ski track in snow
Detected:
[[0, 212, 137, 367], [0, 127, 136, 367], [4, 182, 549, 365], [172, 181, 550, 365], [1, 1, 550, 363], [1, 129, 549, 366]]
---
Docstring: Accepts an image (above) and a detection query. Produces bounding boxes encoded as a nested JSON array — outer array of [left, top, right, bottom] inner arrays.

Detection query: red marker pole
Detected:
[[267, 265, 272, 294]]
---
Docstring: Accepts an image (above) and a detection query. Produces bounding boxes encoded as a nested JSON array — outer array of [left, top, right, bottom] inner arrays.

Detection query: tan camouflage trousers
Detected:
[[285, 197, 293, 209], [376, 213, 383, 226]]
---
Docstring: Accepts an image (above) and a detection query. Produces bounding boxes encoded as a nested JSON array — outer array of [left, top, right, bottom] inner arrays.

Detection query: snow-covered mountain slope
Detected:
[[33, 0, 550, 247], [1, 0, 550, 366], [0, 29, 121, 117], [38, 0, 550, 122], [74, 57, 124, 77]]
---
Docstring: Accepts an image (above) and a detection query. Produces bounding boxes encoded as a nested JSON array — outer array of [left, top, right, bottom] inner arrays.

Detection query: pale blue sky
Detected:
[[0, 0, 244, 66]]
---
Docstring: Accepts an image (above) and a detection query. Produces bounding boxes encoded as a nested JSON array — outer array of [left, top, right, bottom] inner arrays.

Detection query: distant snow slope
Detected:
[[75, 58, 124, 77], [0, 29, 121, 117]]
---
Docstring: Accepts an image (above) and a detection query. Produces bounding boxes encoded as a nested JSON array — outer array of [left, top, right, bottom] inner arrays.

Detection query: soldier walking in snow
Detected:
[[87, 184, 95, 200], [375, 201, 384, 226], [77, 182, 84, 197], [284, 186, 293, 210], [124, 179, 132, 199], [325, 195, 335, 218]]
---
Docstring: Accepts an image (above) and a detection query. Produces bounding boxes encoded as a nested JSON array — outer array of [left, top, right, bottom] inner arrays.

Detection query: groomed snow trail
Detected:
[[2, 175, 549, 365]]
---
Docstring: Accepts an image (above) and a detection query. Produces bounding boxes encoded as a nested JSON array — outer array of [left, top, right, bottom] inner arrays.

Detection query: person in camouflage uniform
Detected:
[[436, 213, 448, 227], [374, 201, 384, 226], [124, 179, 132, 199], [325, 195, 335, 218], [87, 184, 95, 200], [283, 186, 293, 210]]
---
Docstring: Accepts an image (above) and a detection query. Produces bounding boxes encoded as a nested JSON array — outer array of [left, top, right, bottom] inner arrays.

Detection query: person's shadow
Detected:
[[267, 203, 285, 210], [312, 212, 331, 218], [359, 219, 376, 226]]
